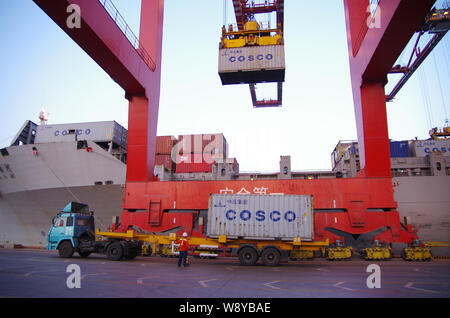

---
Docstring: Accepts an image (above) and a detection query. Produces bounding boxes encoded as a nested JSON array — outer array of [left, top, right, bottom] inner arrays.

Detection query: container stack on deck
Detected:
[[175, 133, 229, 173], [155, 136, 176, 172], [331, 139, 450, 178]]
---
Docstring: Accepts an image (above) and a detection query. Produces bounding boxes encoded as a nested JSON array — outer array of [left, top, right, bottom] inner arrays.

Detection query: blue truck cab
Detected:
[[47, 201, 141, 260], [47, 202, 95, 258]]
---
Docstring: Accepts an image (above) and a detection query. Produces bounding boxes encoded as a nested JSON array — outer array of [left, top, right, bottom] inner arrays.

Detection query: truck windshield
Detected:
[[54, 217, 65, 227]]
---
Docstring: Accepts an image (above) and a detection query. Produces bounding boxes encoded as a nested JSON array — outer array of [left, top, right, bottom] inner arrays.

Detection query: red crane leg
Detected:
[[126, 96, 157, 182], [125, 0, 164, 182], [344, 0, 435, 177], [354, 81, 391, 178]]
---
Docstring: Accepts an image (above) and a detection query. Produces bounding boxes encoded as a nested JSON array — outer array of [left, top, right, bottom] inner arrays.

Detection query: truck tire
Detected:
[[106, 242, 124, 261], [261, 247, 281, 266], [58, 241, 74, 258], [238, 246, 258, 266]]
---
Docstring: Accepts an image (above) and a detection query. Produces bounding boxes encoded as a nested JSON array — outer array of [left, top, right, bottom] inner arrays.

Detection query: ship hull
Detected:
[[0, 184, 124, 247], [394, 176, 450, 256], [1, 141, 448, 256]]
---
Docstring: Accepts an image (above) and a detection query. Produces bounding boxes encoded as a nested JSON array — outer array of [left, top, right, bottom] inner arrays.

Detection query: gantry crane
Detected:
[[33, 0, 440, 260]]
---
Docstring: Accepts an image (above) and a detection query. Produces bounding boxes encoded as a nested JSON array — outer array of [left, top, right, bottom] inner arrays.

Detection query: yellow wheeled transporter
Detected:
[[402, 240, 434, 261], [326, 240, 352, 261], [96, 229, 328, 267], [361, 240, 392, 261]]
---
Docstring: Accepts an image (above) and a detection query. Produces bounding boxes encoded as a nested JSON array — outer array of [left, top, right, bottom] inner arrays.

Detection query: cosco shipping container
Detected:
[[35, 121, 127, 148], [218, 45, 285, 85], [207, 194, 313, 241], [413, 139, 450, 157]]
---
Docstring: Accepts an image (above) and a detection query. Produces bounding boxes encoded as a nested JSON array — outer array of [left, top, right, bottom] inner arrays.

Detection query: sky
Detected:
[[0, 0, 448, 172]]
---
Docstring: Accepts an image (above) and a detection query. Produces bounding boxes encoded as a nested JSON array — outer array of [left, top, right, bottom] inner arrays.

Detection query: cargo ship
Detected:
[[1, 120, 449, 256], [0, 120, 127, 247]]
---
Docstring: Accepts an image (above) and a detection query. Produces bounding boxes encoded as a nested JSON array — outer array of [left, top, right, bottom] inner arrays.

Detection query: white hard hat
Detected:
[[182, 232, 188, 237]]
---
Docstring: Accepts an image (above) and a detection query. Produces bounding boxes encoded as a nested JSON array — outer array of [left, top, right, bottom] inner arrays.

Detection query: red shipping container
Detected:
[[177, 134, 228, 158], [176, 153, 219, 165], [176, 162, 213, 173], [175, 153, 214, 173], [155, 136, 176, 155], [155, 154, 174, 172]]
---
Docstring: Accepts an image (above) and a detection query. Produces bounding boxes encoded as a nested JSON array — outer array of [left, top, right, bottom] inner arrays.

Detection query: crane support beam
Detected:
[[344, 0, 435, 178], [386, 6, 450, 102], [33, 0, 155, 96], [386, 31, 447, 102], [33, 0, 164, 182]]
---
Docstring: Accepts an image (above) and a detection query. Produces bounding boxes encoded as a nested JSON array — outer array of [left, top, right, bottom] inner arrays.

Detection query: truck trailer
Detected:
[[47, 195, 329, 266]]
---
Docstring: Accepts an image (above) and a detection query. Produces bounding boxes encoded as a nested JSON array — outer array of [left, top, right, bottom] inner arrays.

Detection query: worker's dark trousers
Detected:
[[178, 251, 188, 267]]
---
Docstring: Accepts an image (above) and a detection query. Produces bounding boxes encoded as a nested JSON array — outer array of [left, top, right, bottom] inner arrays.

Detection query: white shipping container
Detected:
[[35, 121, 127, 146], [218, 45, 285, 73], [413, 139, 450, 157], [207, 194, 313, 241]]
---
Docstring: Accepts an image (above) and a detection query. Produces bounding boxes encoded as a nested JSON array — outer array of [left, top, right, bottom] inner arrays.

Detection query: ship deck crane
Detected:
[[33, 0, 440, 261]]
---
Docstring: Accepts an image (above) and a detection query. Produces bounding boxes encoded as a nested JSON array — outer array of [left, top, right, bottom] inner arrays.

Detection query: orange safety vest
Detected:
[[176, 238, 189, 252]]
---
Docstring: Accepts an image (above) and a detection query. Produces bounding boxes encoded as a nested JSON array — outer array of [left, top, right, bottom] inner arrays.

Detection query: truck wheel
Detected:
[[238, 246, 258, 266], [261, 247, 281, 266], [107, 242, 124, 261], [58, 241, 74, 258]]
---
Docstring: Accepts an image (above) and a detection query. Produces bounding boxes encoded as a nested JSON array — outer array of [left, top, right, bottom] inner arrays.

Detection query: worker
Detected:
[[175, 232, 190, 267]]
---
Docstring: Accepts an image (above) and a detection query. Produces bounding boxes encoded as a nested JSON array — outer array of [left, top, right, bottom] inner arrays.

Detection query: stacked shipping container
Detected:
[[154, 133, 239, 174], [35, 121, 127, 149], [389, 141, 409, 158], [175, 134, 229, 173], [154, 136, 176, 172]]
